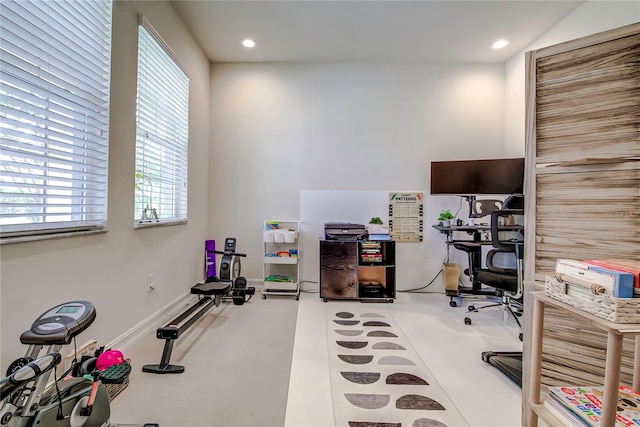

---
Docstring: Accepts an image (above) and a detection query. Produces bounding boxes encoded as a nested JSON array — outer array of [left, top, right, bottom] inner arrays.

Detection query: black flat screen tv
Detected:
[[430, 158, 524, 195]]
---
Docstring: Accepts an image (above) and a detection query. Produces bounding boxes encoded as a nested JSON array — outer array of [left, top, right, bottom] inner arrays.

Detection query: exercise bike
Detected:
[[0, 301, 157, 427]]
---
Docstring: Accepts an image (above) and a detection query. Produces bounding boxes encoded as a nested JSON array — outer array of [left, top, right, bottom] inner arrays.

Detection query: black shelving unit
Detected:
[[320, 240, 395, 302]]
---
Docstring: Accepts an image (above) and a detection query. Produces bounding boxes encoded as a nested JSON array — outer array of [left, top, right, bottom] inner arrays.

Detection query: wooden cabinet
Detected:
[[320, 240, 395, 302], [320, 240, 358, 300]]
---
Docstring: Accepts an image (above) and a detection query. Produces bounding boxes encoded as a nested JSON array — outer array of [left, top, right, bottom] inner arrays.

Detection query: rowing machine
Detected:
[[204, 237, 255, 305], [142, 238, 254, 374]]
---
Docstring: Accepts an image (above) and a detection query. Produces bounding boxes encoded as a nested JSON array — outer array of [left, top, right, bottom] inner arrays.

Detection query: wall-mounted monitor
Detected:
[[430, 158, 524, 195]]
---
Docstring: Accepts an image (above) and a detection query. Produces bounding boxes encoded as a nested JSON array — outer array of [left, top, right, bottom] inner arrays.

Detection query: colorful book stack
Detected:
[[556, 259, 630, 298], [544, 385, 640, 426], [361, 242, 383, 262], [584, 259, 640, 296]]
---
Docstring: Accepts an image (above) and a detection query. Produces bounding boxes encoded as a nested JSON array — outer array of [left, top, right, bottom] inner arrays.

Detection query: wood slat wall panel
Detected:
[[536, 40, 640, 86], [535, 34, 640, 163], [534, 169, 640, 274]]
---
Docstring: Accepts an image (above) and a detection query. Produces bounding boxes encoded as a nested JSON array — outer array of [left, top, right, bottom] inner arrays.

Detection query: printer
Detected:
[[324, 222, 366, 241]]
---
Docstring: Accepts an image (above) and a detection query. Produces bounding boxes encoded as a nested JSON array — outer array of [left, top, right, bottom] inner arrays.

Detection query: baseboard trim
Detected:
[[107, 279, 265, 352], [107, 291, 191, 352]]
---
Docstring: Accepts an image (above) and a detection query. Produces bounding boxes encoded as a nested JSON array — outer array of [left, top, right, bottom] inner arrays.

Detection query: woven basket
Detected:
[[104, 359, 131, 401], [105, 376, 129, 401], [545, 276, 640, 323]]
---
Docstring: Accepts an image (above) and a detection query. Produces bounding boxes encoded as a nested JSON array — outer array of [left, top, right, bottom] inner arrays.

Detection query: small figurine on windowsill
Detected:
[[140, 206, 159, 223]]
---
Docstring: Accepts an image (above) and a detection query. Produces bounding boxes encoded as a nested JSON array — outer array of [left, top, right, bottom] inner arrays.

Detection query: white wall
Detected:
[[209, 62, 507, 289], [504, 1, 640, 153], [0, 1, 210, 367]]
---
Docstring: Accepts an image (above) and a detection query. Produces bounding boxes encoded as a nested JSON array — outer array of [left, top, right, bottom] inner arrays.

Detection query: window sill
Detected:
[[134, 219, 187, 230], [1, 229, 109, 245]]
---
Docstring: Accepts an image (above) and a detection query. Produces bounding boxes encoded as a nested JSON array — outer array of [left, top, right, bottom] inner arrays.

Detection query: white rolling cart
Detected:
[[261, 220, 300, 300]]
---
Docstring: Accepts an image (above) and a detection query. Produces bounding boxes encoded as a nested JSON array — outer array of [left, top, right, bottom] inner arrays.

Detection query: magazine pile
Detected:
[[544, 384, 640, 426]]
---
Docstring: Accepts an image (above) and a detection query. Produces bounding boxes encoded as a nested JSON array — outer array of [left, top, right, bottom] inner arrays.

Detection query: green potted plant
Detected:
[[438, 209, 454, 227], [367, 217, 388, 235]]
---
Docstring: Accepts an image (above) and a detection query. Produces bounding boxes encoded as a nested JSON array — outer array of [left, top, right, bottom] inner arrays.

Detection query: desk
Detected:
[[432, 224, 524, 239], [433, 224, 522, 305], [433, 224, 492, 233], [527, 291, 640, 427]]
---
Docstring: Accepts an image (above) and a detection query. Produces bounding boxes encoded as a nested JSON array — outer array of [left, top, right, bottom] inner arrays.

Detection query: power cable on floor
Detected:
[[400, 253, 450, 293]]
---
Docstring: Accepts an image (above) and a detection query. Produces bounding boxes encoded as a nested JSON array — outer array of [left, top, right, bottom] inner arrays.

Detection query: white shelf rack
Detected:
[[261, 220, 300, 300]]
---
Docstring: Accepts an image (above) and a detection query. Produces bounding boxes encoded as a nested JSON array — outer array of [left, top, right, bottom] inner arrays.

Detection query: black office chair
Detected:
[[463, 196, 525, 341], [449, 199, 503, 305]]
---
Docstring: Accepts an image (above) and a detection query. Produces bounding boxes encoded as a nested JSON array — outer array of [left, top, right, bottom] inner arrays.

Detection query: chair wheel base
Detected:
[[464, 317, 472, 325]]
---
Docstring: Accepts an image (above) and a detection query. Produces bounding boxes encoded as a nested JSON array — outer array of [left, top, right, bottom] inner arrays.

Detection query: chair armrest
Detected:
[[452, 241, 483, 253], [490, 209, 524, 256]]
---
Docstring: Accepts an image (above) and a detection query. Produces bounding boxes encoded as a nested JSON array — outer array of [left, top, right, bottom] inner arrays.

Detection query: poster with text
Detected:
[[389, 192, 423, 242]]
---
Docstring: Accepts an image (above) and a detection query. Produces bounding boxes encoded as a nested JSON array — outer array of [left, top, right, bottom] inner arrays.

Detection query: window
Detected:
[[0, 0, 113, 240], [134, 19, 189, 227]]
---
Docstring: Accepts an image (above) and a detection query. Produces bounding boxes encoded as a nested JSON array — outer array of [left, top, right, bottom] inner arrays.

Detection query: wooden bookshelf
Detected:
[[527, 291, 640, 427]]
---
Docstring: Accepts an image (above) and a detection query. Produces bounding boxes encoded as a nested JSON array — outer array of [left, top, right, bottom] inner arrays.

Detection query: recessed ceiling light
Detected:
[[242, 39, 257, 48], [491, 39, 509, 50]]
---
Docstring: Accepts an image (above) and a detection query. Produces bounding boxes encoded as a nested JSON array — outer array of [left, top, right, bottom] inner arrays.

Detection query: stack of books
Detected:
[[361, 241, 383, 262], [544, 385, 640, 426], [584, 259, 640, 296], [361, 253, 382, 262], [366, 225, 390, 241]]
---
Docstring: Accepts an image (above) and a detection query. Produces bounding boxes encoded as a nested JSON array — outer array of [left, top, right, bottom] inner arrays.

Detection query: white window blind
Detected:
[[0, 0, 112, 239], [135, 21, 189, 226]]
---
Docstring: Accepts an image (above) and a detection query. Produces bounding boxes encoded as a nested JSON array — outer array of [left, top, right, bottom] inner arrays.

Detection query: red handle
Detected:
[[87, 379, 99, 407]]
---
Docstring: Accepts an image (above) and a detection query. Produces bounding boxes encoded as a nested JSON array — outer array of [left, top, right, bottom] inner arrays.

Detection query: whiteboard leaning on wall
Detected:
[[299, 190, 436, 293]]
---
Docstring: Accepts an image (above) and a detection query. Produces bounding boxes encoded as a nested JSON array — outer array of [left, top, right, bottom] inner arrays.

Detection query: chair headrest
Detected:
[[503, 194, 524, 209], [471, 199, 502, 218]]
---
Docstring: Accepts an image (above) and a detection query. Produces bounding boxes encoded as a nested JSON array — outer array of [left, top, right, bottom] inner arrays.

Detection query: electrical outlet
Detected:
[[147, 274, 155, 292]]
